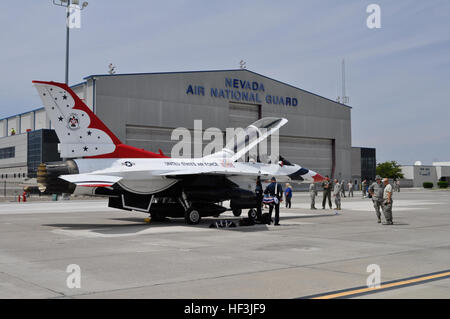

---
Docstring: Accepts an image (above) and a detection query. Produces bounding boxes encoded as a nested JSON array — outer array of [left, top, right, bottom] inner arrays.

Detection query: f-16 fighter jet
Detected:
[[33, 80, 325, 224]]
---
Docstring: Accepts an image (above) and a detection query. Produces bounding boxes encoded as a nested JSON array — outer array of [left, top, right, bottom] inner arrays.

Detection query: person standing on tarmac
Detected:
[[309, 182, 318, 209], [333, 179, 342, 210], [382, 178, 394, 225], [284, 183, 292, 208], [255, 176, 263, 221], [369, 175, 385, 223], [322, 176, 333, 209], [347, 180, 354, 197], [264, 177, 283, 225], [340, 179, 346, 198], [362, 179, 368, 198]]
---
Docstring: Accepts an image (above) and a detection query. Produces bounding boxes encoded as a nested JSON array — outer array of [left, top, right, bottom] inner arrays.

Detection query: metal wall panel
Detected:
[[126, 125, 207, 158], [228, 102, 260, 129], [126, 125, 174, 156], [279, 136, 333, 177]]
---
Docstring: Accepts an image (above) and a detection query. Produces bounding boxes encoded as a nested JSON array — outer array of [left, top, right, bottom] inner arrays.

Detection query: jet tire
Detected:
[[232, 208, 242, 217], [248, 208, 257, 220], [185, 208, 201, 225]]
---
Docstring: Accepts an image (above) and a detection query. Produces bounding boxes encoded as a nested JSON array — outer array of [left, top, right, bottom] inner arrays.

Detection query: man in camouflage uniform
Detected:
[[369, 175, 384, 223], [309, 182, 318, 209], [333, 179, 342, 210], [382, 178, 394, 225]]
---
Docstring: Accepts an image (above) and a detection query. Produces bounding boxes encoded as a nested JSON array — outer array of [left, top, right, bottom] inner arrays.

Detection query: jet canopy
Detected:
[[207, 117, 288, 161]]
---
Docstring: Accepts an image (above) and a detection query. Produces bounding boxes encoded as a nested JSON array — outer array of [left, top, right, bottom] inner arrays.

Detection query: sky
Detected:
[[0, 0, 449, 165]]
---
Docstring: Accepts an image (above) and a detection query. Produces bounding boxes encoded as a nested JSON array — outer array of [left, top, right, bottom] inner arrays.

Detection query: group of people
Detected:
[[308, 175, 394, 225], [362, 178, 400, 198], [368, 176, 394, 225], [309, 176, 347, 211], [254, 175, 395, 226]]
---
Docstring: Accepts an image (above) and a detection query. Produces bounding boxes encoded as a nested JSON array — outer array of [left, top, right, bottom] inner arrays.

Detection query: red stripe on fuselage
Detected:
[[85, 144, 168, 158], [313, 173, 326, 182]]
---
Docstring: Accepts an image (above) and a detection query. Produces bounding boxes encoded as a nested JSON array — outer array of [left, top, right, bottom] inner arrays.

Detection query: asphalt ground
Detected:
[[0, 189, 449, 299]]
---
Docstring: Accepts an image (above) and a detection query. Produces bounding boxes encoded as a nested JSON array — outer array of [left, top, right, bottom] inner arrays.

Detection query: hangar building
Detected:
[[0, 69, 365, 195]]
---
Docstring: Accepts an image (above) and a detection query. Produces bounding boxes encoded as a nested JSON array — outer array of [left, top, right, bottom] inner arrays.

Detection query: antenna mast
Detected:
[[337, 59, 349, 105]]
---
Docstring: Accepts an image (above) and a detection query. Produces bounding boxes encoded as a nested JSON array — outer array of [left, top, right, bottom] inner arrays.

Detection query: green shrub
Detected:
[[423, 182, 434, 189], [437, 181, 448, 189]]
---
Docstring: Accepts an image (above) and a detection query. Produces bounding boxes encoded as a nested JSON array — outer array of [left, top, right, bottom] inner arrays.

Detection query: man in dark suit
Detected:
[[255, 176, 263, 221], [264, 177, 283, 225]]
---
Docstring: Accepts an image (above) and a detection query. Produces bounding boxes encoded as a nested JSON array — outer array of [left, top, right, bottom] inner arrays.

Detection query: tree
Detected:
[[376, 161, 404, 179]]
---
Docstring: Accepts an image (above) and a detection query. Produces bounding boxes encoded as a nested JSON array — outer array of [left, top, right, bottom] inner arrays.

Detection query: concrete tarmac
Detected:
[[0, 189, 449, 299]]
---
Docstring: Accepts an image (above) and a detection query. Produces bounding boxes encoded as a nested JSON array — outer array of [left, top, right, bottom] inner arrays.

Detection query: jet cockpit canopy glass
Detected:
[[224, 117, 287, 155]]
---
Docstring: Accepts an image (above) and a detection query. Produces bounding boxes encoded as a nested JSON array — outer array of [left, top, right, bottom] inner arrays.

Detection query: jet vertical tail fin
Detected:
[[33, 80, 167, 159]]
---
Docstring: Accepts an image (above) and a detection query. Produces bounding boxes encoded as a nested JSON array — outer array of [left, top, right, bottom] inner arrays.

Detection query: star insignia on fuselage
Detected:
[[83, 146, 88, 152], [122, 161, 135, 167], [58, 116, 63, 122]]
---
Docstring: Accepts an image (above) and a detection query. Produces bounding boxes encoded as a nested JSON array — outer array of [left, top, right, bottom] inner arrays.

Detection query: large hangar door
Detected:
[[228, 102, 260, 128], [279, 136, 333, 178], [228, 102, 260, 162], [126, 125, 206, 158], [126, 125, 174, 156]]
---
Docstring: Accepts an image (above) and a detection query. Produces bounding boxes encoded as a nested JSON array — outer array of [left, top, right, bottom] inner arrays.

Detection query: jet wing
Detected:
[[59, 174, 122, 187], [156, 167, 274, 177]]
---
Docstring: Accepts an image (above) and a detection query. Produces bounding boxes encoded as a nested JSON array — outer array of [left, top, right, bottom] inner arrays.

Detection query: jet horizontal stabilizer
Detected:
[[59, 174, 122, 187]]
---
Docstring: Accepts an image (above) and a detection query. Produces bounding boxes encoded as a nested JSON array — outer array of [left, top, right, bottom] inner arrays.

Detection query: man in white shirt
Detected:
[[347, 181, 354, 197], [382, 178, 394, 225]]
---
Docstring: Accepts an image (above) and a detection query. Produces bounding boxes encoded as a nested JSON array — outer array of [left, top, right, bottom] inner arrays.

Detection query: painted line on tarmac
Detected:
[[300, 269, 450, 299]]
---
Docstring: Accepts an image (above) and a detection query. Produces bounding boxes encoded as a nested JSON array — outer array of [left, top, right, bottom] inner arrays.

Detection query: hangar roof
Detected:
[[0, 69, 351, 122], [83, 69, 351, 109]]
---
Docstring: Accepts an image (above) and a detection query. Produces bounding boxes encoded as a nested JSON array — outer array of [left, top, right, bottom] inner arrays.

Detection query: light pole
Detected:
[[52, 0, 88, 84]]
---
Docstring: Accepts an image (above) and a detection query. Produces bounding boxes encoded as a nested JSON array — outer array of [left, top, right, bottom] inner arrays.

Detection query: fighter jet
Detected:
[[33, 80, 325, 224]]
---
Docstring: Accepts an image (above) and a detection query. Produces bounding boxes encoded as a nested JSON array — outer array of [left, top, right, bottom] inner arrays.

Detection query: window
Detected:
[[0, 147, 15, 159]]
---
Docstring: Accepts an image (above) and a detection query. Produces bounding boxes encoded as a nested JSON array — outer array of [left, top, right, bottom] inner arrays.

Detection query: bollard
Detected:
[[18, 195, 21, 203]]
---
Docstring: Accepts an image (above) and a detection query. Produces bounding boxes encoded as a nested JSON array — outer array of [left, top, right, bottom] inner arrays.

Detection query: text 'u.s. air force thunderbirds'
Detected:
[[33, 80, 325, 224]]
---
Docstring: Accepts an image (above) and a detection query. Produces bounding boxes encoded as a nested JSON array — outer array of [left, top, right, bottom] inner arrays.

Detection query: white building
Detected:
[[401, 162, 450, 187]]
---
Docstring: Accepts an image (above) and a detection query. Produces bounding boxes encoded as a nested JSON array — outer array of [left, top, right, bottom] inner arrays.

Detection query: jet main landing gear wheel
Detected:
[[248, 208, 257, 220], [185, 208, 201, 225], [232, 208, 242, 217]]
